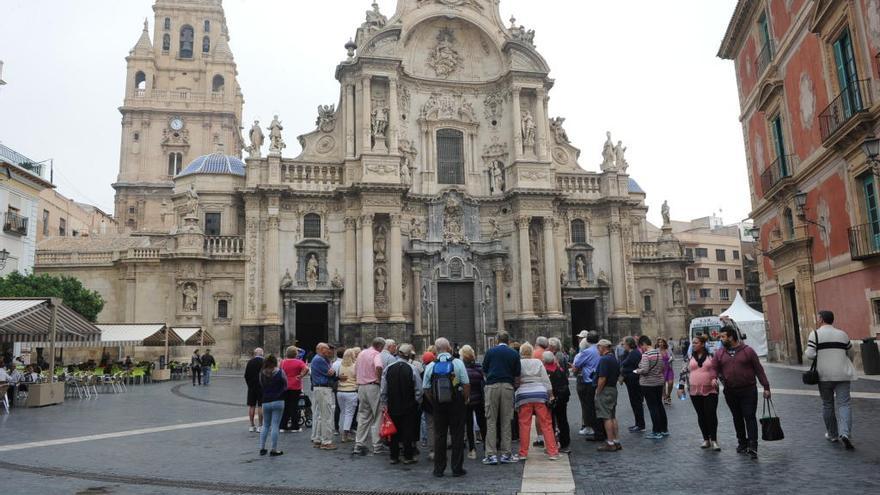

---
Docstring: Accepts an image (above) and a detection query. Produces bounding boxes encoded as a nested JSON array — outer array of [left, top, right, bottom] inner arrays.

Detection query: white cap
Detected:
[[577, 330, 589, 338]]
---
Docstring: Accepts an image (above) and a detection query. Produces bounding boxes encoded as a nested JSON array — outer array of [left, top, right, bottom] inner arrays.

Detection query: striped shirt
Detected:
[[637, 348, 665, 386]]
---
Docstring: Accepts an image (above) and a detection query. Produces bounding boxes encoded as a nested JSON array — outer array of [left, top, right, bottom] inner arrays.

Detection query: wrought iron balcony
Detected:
[[755, 42, 773, 76], [819, 79, 873, 142], [3, 211, 28, 236], [760, 154, 796, 197], [848, 222, 880, 260]]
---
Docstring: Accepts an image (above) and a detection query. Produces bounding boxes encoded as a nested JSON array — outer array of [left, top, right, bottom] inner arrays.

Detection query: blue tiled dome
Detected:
[[176, 153, 246, 178]]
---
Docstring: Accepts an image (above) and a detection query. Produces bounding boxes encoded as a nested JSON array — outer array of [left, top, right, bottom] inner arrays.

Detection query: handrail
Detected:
[[819, 79, 873, 142]]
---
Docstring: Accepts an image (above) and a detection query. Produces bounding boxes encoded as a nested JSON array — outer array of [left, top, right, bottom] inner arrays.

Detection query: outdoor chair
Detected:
[[0, 384, 9, 414]]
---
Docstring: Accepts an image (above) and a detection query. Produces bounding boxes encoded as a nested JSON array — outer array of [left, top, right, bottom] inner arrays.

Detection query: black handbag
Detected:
[[802, 330, 820, 385], [760, 398, 784, 441]]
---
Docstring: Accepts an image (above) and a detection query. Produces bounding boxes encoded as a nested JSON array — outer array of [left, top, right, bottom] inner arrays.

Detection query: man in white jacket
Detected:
[[804, 310, 856, 450]]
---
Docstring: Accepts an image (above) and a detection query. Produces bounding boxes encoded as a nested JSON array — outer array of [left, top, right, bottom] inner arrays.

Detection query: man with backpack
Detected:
[[423, 338, 470, 477]]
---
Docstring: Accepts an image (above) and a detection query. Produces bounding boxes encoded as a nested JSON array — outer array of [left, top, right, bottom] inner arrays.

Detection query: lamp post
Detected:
[[794, 191, 808, 218], [0, 248, 9, 270], [862, 137, 880, 175]]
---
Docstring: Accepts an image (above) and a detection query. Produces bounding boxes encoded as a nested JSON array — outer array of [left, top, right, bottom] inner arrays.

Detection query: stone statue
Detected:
[[363, 2, 387, 31], [560, 270, 567, 287], [399, 139, 418, 184], [268, 115, 286, 152], [576, 256, 587, 288], [371, 107, 389, 138], [280, 269, 293, 289], [661, 200, 671, 226], [443, 196, 464, 244], [521, 109, 536, 147], [184, 184, 199, 217], [488, 218, 501, 241], [246, 120, 264, 159], [488, 160, 505, 194], [182, 283, 198, 312], [375, 266, 387, 296], [306, 254, 319, 291], [427, 28, 463, 78], [601, 131, 615, 171], [672, 280, 683, 306], [550, 117, 569, 144], [484, 285, 492, 304], [374, 225, 387, 261], [316, 105, 336, 133], [597, 269, 608, 285], [331, 270, 343, 289], [410, 218, 424, 240], [614, 140, 628, 171]]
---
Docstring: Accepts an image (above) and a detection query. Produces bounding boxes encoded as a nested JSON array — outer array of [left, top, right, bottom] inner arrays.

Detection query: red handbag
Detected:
[[380, 408, 397, 440]]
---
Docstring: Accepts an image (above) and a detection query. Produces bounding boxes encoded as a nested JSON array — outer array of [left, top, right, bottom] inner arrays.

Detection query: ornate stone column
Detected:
[[535, 88, 548, 161], [542, 218, 561, 315], [343, 217, 358, 322], [516, 215, 534, 316], [360, 213, 376, 322], [388, 78, 400, 155], [511, 87, 522, 160], [361, 76, 372, 155], [609, 221, 626, 315], [265, 212, 281, 324], [413, 261, 423, 335], [494, 261, 505, 333], [345, 83, 355, 158], [388, 214, 404, 321]]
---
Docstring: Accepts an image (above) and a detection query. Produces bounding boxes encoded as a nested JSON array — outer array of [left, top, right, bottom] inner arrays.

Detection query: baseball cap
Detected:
[[577, 330, 589, 338]]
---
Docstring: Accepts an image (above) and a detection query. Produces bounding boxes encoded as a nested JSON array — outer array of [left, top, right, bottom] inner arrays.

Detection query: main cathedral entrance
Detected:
[[437, 282, 476, 347], [294, 303, 328, 355]]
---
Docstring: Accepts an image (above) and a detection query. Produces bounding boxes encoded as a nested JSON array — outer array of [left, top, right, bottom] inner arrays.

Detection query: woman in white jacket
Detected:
[[515, 342, 559, 461]]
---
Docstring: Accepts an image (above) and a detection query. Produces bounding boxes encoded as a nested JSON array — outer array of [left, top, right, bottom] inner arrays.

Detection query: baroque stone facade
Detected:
[[35, 0, 689, 364]]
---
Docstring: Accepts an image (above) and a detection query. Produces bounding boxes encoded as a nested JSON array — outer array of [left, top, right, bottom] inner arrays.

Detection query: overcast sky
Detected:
[[0, 0, 743, 227]]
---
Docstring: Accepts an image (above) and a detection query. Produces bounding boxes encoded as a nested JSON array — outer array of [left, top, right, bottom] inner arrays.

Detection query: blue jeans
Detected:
[[260, 400, 284, 451], [202, 367, 212, 386], [819, 381, 851, 439]]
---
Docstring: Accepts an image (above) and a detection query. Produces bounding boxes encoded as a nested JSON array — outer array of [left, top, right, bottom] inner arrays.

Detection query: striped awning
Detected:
[[172, 327, 216, 346], [94, 324, 183, 347], [0, 298, 102, 344]]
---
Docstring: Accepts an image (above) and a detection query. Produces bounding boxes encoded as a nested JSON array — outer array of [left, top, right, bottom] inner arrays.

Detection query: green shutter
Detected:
[[864, 175, 880, 249], [771, 116, 788, 176], [833, 30, 862, 117]]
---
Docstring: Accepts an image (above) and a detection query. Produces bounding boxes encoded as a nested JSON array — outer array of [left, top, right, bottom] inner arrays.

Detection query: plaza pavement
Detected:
[[0, 366, 878, 495]]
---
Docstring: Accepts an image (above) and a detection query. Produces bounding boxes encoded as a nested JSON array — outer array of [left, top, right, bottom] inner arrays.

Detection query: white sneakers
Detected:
[[711, 440, 721, 451], [249, 426, 256, 432], [578, 427, 594, 436]]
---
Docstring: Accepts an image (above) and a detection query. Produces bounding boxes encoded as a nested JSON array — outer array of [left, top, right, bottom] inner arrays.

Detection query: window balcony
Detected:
[[760, 154, 796, 197], [848, 223, 880, 260], [3, 211, 29, 236], [819, 79, 872, 142], [755, 42, 773, 77]]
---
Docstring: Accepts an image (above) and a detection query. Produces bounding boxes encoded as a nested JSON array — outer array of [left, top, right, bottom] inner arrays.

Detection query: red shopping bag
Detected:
[[380, 408, 397, 440]]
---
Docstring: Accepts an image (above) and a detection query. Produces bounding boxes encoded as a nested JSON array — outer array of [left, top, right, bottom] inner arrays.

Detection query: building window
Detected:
[[771, 114, 789, 176], [437, 129, 465, 185], [212, 75, 224, 93], [59, 217, 66, 237], [783, 208, 795, 239], [205, 212, 221, 236], [687, 268, 695, 281], [715, 249, 726, 261], [202, 36, 210, 53], [699, 288, 712, 299], [217, 299, 228, 319], [689, 288, 698, 302], [42, 209, 49, 236], [179, 25, 194, 58], [134, 71, 146, 90], [733, 249, 740, 260], [718, 269, 728, 281], [162, 34, 171, 52], [204, 20, 210, 32], [643, 295, 652, 312], [303, 213, 321, 238], [697, 268, 710, 279], [685, 247, 693, 258], [699, 308, 714, 317], [720, 288, 730, 301], [570, 219, 586, 244], [861, 174, 880, 251], [735, 269, 743, 279], [168, 152, 183, 176], [164, 17, 171, 30], [695, 247, 708, 258], [833, 29, 863, 118]]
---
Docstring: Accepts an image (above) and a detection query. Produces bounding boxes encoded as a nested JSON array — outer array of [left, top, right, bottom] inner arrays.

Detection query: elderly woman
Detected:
[[460, 345, 486, 460], [515, 343, 559, 461], [336, 347, 360, 442], [279, 346, 308, 433]]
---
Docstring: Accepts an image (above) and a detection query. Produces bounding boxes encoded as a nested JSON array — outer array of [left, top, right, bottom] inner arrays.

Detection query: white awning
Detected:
[[0, 298, 102, 344], [172, 327, 215, 346], [173, 327, 199, 342], [94, 324, 182, 347]]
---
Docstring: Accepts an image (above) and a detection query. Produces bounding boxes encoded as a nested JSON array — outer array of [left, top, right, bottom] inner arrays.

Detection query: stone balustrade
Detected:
[[632, 242, 660, 259], [36, 251, 114, 266], [128, 248, 161, 259], [281, 162, 344, 191], [557, 173, 601, 198], [205, 236, 244, 256]]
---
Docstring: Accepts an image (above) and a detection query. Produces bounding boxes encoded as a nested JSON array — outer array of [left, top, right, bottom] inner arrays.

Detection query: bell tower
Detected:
[[114, 0, 244, 233]]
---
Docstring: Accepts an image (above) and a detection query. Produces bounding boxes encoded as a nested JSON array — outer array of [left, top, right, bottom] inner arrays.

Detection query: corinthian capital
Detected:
[[514, 215, 531, 229]]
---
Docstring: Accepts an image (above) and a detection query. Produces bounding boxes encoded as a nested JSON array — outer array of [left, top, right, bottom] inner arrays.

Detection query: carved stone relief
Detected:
[[427, 28, 464, 79], [483, 91, 505, 124], [316, 105, 336, 133], [421, 93, 476, 123]]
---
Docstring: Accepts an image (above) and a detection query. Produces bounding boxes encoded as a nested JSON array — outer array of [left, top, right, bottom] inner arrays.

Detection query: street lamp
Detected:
[[0, 248, 9, 270], [746, 226, 761, 240], [863, 137, 880, 173], [794, 191, 808, 218]]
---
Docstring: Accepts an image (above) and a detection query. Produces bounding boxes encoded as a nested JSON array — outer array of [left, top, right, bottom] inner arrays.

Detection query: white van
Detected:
[[688, 316, 745, 355]]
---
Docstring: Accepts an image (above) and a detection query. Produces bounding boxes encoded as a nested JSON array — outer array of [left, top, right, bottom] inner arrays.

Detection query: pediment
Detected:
[[756, 78, 784, 113], [503, 43, 549, 74], [809, 0, 838, 34]]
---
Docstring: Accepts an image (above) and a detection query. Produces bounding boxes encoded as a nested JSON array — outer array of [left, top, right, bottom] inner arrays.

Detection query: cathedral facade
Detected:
[[36, 0, 689, 365]]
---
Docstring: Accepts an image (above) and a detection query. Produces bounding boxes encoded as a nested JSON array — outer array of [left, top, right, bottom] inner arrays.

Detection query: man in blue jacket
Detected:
[[480, 331, 521, 465]]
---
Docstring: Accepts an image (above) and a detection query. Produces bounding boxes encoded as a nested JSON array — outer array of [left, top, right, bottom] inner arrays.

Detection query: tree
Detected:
[[0, 272, 104, 322]]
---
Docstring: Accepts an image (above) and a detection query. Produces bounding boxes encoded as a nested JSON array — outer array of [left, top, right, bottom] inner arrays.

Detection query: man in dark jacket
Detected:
[[200, 349, 216, 386], [381, 343, 423, 464], [244, 348, 264, 432]]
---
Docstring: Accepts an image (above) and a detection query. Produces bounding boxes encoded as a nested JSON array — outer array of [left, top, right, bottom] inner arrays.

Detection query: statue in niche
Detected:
[[614, 140, 628, 171], [371, 107, 389, 139], [182, 283, 199, 312], [427, 28, 463, 79], [560, 270, 567, 287], [488, 218, 500, 241], [306, 254, 319, 291], [246, 120, 264, 158], [484, 285, 492, 304], [268, 115, 286, 152], [316, 105, 336, 133], [672, 280, 683, 306], [576, 256, 588, 288], [550, 117, 569, 144], [529, 230, 540, 263], [331, 269, 343, 289], [399, 139, 418, 184], [280, 269, 293, 289], [363, 2, 387, 31], [601, 131, 615, 171], [661, 200, 671, 226], [375, 267, 387, 296], [489, 160, 505, 194], [410, 218, 424, 240], [531, 268, 541, 308], [521, 109, 536, 147], [374, 225, 387, 262], [184, 184, 199, 217]]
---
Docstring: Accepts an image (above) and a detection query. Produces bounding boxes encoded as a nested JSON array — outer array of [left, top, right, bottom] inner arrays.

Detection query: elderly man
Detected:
[[573, 331, 605, 441], [381, 343, 423, 465], [310, 343, 338, 449], [381, 339, 398, 369], [481, 331, 520, 465], [354, 337, 386, 455], [424, 338, 470, 477], [244, 348, 264, 432], [595, 340, 621, 452]]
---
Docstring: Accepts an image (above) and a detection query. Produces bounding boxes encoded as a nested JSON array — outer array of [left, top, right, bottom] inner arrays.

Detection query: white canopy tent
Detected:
[[720, 291, 768, 356]]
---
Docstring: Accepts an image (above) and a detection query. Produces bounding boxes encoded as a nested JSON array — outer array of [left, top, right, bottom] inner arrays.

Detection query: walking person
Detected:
[[460, 345, 486, 460], [635, 336, 668, 439], [310, 343, 338, 450], [544, 351, 571, 453], [336, 347, 360, 442], [572, 332, 592, 435], [190, 349, 202, 386], [353, 338, 386, 456], [480, 331, 520, 465], [595, 340, 621, 452], [280, 346, 308, 433], [619, 337, 646, 432], [258, 355, 287, 457], [715, 325, 771, 459], [573, 331, 605, 441], [677, 334, 720, 450], [657, 338, 675, 405], [805, 310, 856, 450], [200, 349, 216, 386], [245, 348, 264, 432], [381, 343, 423, 465], [515, 343, 559, 461], [423, 338, 470, 477]]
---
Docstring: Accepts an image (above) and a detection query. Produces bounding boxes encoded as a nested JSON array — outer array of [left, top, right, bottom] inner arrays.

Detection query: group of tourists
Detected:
[[240, 308, 858, 471]]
